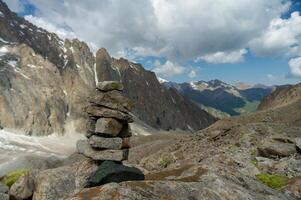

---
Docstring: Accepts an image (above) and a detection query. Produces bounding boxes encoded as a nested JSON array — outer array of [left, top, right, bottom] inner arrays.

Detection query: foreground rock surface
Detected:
[[88, 161, 144, 187], [70, 177, 291, 200], [33, 157, 98, 200]]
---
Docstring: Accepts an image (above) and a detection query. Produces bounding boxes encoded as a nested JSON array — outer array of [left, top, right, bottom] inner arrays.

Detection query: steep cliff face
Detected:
[[95, 49, 216, 131], [0, 1, 95, 135], [0, 1, 216, 135]]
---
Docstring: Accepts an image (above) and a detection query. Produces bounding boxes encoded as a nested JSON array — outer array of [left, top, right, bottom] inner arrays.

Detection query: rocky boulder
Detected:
[[33, 158, 98, 200], [88, 161, 144, 187], [96, 81, 123, 91], [95, 118, 123, 136], [9, 170, 37, 200], [258, 138, 298, 158]]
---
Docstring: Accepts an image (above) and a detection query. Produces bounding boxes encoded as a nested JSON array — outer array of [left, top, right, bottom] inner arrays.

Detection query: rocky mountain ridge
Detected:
[[163, 79, 274, 117], [257, 83, 301, 111], [0, 0, 216, 135]]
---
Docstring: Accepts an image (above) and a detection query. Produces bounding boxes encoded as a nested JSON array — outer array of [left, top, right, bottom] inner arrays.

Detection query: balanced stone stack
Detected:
[[77, 81, 134, 162]]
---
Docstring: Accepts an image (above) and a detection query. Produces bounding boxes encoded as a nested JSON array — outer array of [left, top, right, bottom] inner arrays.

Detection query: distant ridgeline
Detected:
[[162, 79, 275, 118]]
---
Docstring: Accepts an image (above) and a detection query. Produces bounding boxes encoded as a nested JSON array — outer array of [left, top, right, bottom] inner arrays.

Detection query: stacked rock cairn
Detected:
[[77, 81, 133, 162]]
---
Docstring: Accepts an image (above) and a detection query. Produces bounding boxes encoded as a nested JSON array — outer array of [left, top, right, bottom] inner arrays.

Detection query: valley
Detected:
[[0, 0, 300, 200]]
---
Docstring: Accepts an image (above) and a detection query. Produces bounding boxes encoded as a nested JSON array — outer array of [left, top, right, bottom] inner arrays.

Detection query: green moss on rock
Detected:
[[1, 169, 28, 187], [256, 173, 288, 190]]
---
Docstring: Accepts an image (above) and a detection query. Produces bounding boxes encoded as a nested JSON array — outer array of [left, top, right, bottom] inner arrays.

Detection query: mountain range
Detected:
[[162, 79, 274, 117], [0, 0, 216, 135]]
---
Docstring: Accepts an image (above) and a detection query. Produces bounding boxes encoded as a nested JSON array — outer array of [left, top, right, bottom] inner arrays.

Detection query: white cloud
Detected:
[[198, 49, 247, 64], [3, 0, 24, 12], [267, 74, 277, 80], [288, 57, 301, 78], [250, 12, 301, 57], [153, 60, 185, 77], [188, 70, 197, 78], [5, 0, 289, 62], [24, 15, 76, 39]]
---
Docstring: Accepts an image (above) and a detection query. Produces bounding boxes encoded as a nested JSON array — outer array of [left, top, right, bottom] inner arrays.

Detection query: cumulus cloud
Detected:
[[198, 49, 247, 64], [250, 12, 301, 57], [153, 60, 185, 78], [5, 0, 290, 62], [288, 57, 301, 77], [3, 0, 24, 12], [24, 15, 77, 39]]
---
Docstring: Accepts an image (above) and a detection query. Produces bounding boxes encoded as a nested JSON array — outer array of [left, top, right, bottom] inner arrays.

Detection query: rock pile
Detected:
[[76, 81, 144, 186], [77, 81, 133, 162]]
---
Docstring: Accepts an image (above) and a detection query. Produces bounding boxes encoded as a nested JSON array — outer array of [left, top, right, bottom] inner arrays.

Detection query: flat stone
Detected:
[[89, 90, 133, 113], [77, 140, 128, 161], [96, 81, 124, 92], [258, 138, 297, 158], [0, 183, 8, 194], [85, 106, 133, 123], [89, 136, 123, 149], [95, 118, 123, 136], [87, 161, 144, 187]]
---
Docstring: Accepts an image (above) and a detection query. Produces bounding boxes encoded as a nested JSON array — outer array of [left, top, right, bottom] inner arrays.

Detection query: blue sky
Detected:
[[5, 0, 301, 85]]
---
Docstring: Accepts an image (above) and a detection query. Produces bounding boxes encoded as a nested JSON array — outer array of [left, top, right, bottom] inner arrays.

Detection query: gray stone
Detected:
[[9, 170, 38, 200], [85, 106, 133, 123], [0, 193, 9, 200], [96, 81, 124, 92], [258, 138, 297, 158], [89, 136, 125, 149], [89, 90, 133, 113], [77, 140, 128, 161], [87, 161, 144, 187], [33, 158, 97, 200], [0, 183, 8, 194], [95, 118, 123, 136]]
